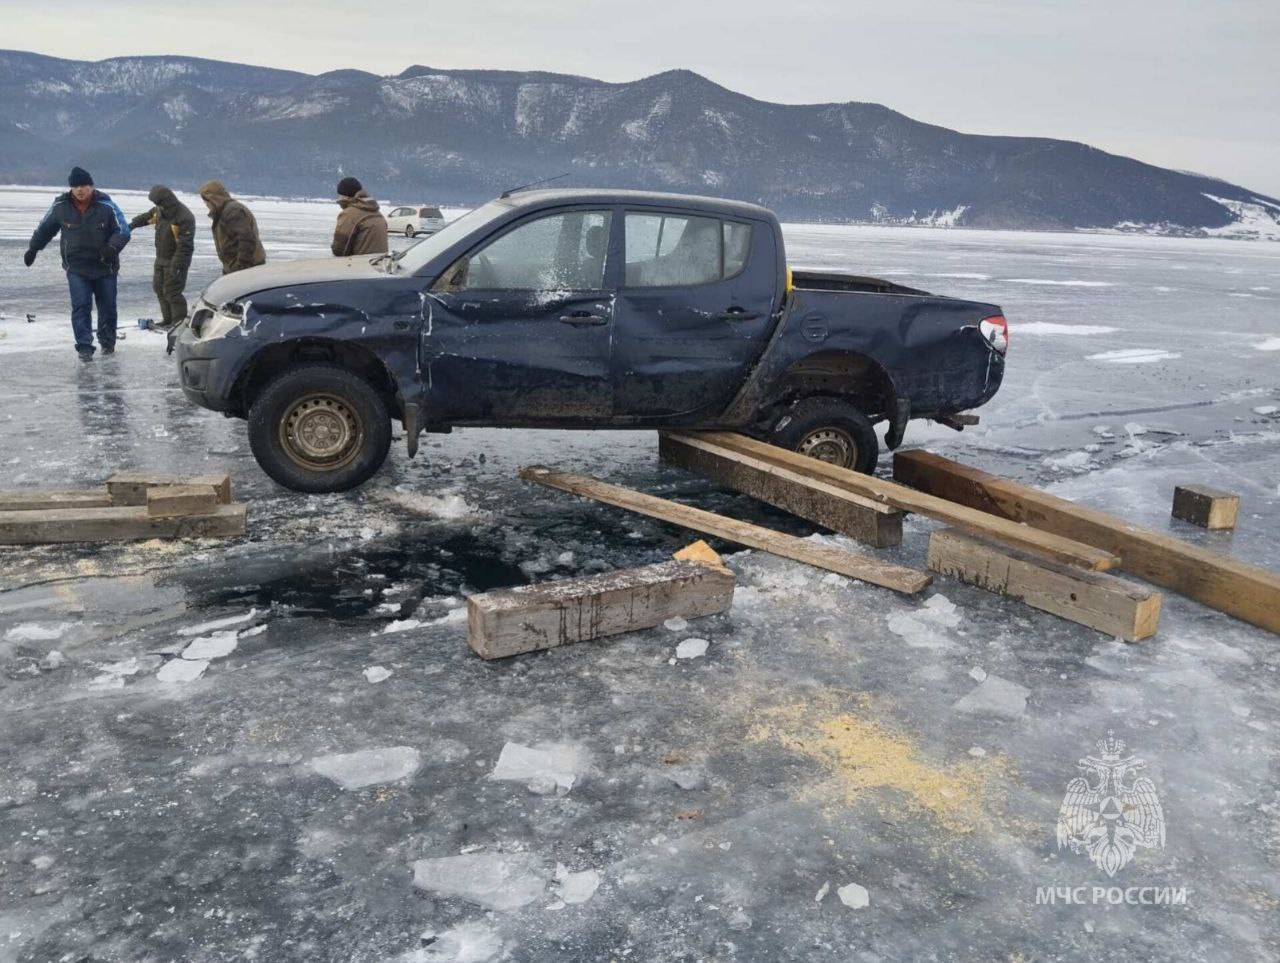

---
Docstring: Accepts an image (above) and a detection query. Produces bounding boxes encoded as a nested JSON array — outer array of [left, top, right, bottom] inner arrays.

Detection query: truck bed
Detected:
[[791, 269, 931, 297]]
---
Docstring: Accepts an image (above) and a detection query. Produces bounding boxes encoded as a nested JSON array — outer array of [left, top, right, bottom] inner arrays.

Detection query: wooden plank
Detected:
[[467, 559, 735, 660], [927, 528, 1161, 641], [673, 539, 731, 573], [0, 503, 246, 545], [146, 484, 219, 518], [0, 488, 112, 512], [519, 465, 931, 594], [659, 431, 903, 548], [894, 448, 1280, 635], [680, 432, 1120, 572], [1172, 484, 1239, 530], [107, 472, 232, 506]]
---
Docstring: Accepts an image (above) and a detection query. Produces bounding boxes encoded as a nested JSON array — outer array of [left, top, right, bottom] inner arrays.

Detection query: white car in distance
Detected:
[[385, 205, 446, 237]]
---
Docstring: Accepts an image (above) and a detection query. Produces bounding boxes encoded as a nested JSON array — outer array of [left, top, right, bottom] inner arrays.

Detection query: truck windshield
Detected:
[[391, 199, 514, 275]]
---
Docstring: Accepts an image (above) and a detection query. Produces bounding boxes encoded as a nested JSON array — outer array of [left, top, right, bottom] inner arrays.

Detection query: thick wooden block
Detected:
[[895, 448, 1280, 636], [146, 484, 219, 518], [519, 465, 931, 594], [1172, 485, 1239, 530], [0, 503, 246, 545], [107, 472, 232, 506], [687, 432, 1119, 572], [659, 431, 903, 548], [467, 559, 735, 659], [927, 528, 1161, 641], [0, 488, 112, 512]]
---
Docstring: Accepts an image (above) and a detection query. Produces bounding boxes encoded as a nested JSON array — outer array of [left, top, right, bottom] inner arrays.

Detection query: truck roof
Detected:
[[500, 188, 777, 222]]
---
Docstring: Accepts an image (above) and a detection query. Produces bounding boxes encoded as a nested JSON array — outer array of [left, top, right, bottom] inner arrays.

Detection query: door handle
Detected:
[[559, 312, 609, 326], [719, 307, 760, 321]]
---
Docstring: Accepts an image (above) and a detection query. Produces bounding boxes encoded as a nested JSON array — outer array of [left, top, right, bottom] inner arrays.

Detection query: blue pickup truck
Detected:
[[175, 189, 1008, 492]]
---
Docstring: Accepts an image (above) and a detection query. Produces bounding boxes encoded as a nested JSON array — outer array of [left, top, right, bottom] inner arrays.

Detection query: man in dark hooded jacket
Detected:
[[129, 185, 196, 330], [197, 180, 266, 274], [332, 177, 389, 257], [24, 166, 131, 359]]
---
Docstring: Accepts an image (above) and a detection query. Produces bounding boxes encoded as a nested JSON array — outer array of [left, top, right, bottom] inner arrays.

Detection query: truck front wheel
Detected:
[[248, 364, 392, 492], [771, 398, 879, 474]]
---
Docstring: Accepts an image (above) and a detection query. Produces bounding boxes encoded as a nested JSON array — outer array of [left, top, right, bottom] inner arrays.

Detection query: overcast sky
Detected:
[[6, 0, 1278, 195]]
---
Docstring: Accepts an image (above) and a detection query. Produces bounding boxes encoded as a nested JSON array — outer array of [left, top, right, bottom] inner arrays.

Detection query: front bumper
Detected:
[[174, 321, 247, 414]]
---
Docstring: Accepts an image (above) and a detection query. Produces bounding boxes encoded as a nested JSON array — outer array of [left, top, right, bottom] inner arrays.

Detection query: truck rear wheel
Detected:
[[248, 364, 392, 492], [771, 398, 879, 474]]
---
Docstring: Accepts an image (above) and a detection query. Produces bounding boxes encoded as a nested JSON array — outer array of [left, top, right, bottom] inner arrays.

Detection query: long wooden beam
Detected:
[[682, 432, 1120, 572], [0, 489, 113, 512], [0, 503, 246, 545], [518, 465, 931, 594], [658, 431, 903, 548], [894, 449, 1280, 635]]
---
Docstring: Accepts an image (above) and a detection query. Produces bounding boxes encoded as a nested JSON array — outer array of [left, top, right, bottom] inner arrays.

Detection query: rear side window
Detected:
[[624, 213, 752, 287]]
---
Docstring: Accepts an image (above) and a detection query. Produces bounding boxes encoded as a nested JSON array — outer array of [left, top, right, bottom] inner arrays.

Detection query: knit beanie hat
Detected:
[[336, 176, 363, 198], [68, 166, 94, 187]]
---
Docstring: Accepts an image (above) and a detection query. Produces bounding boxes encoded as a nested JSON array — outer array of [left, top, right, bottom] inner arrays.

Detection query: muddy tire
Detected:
[[248, 364, 392, 493], [770, 397, 879, 474]]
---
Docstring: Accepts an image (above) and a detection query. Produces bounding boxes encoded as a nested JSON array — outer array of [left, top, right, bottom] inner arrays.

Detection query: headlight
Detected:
[[192, 299, 250, 341]]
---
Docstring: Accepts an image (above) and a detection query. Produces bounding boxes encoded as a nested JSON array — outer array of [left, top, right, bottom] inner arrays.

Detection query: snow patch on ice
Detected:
[[1088, 348, 1181, 364], [1006, 278, 1112, 287], [395, 920, 505, 962], [4, 622, 76, 642], [309, 746, 422, 790], [1016, 322, 1117, 336], [1043, 450, 1094, 473]]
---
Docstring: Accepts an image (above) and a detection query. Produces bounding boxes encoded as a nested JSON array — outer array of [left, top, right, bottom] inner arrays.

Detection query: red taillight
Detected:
[[979, 315, 1009, 354]]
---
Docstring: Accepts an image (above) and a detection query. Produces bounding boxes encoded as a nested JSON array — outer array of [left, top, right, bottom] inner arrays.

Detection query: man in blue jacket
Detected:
[[24, 167, 131, 360]]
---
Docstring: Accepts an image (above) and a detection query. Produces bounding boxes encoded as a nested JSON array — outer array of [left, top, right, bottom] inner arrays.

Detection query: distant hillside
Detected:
[[2, 49, 1278, 234]]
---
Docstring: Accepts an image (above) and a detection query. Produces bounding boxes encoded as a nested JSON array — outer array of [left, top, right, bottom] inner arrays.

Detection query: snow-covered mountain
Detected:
[[2, 49, 1277, 234]]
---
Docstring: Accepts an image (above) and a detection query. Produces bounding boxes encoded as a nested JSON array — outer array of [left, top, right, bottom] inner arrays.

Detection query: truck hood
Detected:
[[202, 255, 390, 305]]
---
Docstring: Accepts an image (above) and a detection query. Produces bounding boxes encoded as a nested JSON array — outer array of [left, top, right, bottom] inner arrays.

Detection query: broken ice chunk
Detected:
[[411, 852, 545, 910], [309, 746, 422, 790], [953, 675, 1030, 719], [675, 638, 709, 660], [558, 868, 601, 904], [181, 631, 238, 661], [490, 742, 585, 795], [837, 882, 870, 909], [156, 658, 209, 683], [968, 666, 987, 683], [363, 666, 393, 684], [177, 609, 257, 636], [663, 617, 689, 632]]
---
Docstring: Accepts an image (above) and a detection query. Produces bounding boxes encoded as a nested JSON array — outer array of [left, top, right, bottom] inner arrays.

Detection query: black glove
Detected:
[[23, 249, 36, 267], [101, 245, 118, 265]]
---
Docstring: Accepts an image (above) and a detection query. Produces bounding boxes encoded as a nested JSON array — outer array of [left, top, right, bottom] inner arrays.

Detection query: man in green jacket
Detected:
[[197, 180, 266, 274], [332, 177, 389, 257], [129, 185, 195, 330]]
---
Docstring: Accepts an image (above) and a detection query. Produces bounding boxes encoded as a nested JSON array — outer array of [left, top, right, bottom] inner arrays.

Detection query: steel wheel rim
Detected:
[[797, 427, 856, 467], [279, 393, 363, 472]]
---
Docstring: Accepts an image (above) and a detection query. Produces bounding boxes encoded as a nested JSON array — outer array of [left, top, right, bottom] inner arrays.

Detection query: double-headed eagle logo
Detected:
[[1056, 731, 1166, 876]]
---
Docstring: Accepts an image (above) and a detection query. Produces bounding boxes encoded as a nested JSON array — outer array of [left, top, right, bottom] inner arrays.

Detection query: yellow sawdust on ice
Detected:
[[750, 695, 1005, 834]]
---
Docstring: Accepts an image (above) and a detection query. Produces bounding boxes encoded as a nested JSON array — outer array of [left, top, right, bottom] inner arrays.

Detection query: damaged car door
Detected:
[[610, 210, 779, 422], [420, 208, 616, 424]]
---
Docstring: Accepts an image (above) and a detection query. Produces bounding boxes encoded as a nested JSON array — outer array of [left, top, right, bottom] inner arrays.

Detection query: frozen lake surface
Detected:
[[0, 185, 1278, 962]]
